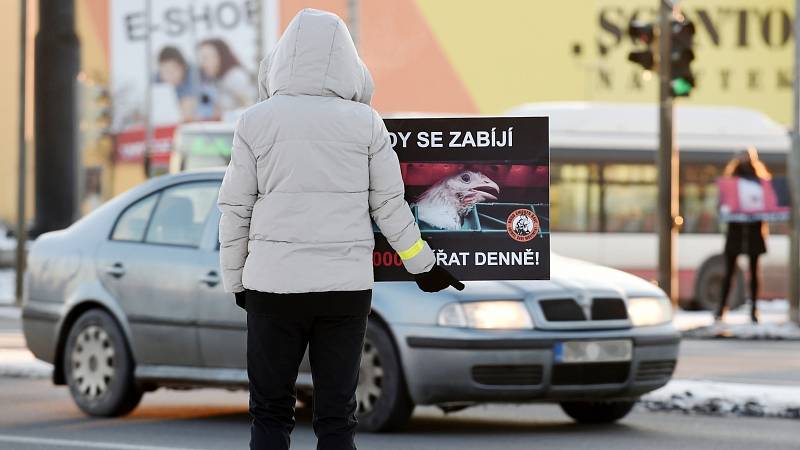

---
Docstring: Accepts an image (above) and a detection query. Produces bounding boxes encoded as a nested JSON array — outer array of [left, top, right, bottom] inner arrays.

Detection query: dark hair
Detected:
[[723, 146, 772, 180], [157, 46, 188, 70], [198, 38, 241, 80]]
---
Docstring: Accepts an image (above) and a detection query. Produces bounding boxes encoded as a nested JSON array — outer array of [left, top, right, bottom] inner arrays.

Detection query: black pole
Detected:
[[32, 0, 80, 236], [15, 0, 28, 307], [657, 0, 677, 305]]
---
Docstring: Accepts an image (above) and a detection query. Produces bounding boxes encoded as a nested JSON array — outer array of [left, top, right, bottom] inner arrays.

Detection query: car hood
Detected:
[[442, 253, 665, 301]]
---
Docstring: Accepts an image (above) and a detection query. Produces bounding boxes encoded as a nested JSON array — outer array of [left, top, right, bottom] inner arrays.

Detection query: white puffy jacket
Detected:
[[217, 8, 435, 293]]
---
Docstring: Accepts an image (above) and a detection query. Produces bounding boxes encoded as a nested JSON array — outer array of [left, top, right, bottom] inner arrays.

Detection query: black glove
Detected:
[[234, 291, 247, 310], [414, 265, 465, 293]]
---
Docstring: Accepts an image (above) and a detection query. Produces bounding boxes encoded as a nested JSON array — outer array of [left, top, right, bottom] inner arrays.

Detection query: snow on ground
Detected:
[[681, 321, 800, 340], [641, 379, 800, 419], [0, 270, 14, 306], [673, 299, 789, 330], [675, 300, 800, 340], [0, 348, 52, 379]]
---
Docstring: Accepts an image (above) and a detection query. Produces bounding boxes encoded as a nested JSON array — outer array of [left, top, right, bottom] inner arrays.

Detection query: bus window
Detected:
[[680, 163, 722, 234], [550, 163, 601, 232], [603, 164, 657, 233]]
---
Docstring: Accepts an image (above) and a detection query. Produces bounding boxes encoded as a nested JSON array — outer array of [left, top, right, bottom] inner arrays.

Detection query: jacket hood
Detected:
[[258, 9, 374, 104]]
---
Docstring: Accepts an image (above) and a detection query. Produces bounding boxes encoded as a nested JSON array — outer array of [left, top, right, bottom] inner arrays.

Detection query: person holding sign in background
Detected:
[[717, 147, 771, 323], [216, 9, 462, 450]]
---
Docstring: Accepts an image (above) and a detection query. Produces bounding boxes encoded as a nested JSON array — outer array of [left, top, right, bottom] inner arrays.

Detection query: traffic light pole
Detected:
[[657, 1, 678, 305], [789, 0, 800, 324]]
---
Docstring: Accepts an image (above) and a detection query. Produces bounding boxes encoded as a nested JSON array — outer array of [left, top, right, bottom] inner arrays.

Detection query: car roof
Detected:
[[169, 167, 226, 180], [135, 169, 225, 194], [176, 121, 236, 133]]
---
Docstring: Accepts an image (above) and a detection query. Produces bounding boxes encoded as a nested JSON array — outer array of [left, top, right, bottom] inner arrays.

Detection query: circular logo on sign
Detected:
[[506, 209, 540, 242]]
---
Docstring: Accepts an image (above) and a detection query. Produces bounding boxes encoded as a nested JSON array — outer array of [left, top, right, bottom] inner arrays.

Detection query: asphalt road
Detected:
[[2, 311, 799, 450], [674, 339, 800, 385], [0, 377, 796, 450]]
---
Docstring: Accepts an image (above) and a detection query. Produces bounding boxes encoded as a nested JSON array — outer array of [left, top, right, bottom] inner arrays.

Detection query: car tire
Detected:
[[560, 400, 636, 424], [64, 308, 143, 417], [694, 254, 745, 311], [356, 320, 414, 432]]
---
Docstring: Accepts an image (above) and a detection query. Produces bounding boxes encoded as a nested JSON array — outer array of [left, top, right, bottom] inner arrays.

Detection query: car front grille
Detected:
[[539, 298, 628, 322], [635, 360, 677, 382], [591, 298, 628, 320], [551, 362, 631, 385], [471, 364, 544, 386], [539, 299, 585, 321]]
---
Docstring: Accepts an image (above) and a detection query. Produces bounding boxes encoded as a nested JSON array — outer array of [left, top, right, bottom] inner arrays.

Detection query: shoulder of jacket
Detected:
[[236, 99, 277, 130]]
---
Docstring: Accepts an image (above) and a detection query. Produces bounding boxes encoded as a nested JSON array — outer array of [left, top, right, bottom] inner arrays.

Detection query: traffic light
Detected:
[[669, 18, 695, 97], [626, 17, 696, 97], [628, 21, 655, 71]]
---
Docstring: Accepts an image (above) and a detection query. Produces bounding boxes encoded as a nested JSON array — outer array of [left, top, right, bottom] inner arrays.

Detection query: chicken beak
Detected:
[[471, 179, 500, 202]]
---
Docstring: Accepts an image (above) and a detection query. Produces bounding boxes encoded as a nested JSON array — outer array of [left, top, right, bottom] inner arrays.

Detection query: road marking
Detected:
[[0, 434, 198, 450]]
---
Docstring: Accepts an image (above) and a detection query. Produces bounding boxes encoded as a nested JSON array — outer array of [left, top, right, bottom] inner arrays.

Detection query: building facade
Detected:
[[0, 0, 795, 226]]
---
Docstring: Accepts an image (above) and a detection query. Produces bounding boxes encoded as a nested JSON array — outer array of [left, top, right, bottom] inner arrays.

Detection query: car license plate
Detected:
[[553, 340, 632, 364]]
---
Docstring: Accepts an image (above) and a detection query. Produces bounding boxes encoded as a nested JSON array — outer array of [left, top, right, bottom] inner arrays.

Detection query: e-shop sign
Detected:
[[373, 117, 550, 281]]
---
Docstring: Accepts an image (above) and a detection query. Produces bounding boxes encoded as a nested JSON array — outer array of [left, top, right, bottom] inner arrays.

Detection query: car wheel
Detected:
[[64, 308, 143, 417], [356, 320, 414, 432], [560, 400, 636, 424], [694, 254, 745, 311]]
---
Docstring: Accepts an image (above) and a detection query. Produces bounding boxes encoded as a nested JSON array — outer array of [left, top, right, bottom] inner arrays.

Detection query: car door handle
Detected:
[[199, 270, 220, 287], [105, 262, 126, 278]]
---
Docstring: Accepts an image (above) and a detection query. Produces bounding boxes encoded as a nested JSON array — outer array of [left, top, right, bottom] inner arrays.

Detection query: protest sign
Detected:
[[717, 176, 791, 222], [374, 117, 550, 281]]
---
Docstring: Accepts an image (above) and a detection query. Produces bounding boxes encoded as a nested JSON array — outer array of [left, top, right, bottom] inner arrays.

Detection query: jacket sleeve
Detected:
[[368, 110, 435, 274], [217, 115, 258, 293]]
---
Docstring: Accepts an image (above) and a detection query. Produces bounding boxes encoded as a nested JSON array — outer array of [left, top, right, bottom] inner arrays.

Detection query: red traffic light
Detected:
[[628, 20, 654, 45]]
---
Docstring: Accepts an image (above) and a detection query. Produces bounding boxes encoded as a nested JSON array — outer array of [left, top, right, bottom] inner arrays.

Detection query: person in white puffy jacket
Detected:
[[217, 8, 462, 450]]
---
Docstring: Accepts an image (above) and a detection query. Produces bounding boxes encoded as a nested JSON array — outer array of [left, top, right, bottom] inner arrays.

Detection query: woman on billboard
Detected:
[[197, 38, 255, 117]]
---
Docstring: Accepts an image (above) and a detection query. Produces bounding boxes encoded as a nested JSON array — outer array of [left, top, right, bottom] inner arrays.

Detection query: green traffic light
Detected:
[[672, 77, 692, 96]]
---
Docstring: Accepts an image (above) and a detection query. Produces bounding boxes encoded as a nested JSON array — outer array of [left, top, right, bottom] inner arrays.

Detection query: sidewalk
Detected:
[[675, 300, 800, 341], [0, 306, 51, 379]]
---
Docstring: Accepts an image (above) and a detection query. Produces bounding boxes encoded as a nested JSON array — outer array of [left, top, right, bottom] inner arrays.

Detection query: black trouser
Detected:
[[246, 290, 370, 450], [718, 252, 760, 315]]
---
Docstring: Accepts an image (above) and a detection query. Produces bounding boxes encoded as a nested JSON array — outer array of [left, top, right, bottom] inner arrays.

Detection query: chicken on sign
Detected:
[[415, 171, 500, 230]]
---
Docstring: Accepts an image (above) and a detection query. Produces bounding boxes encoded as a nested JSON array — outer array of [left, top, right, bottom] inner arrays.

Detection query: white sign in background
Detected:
[[110, 0, 277, 131]]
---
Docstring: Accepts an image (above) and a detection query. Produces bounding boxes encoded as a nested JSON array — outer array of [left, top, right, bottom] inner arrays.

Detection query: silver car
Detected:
[[22, 170, 680, 431]]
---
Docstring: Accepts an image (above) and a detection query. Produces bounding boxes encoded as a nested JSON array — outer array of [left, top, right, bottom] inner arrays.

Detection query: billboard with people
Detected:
[[110, 0, 267, 165]]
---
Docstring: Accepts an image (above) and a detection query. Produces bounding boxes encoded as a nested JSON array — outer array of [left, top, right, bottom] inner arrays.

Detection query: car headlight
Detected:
[[627, 297, 673, 327], [437, 301, 534, 330]]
